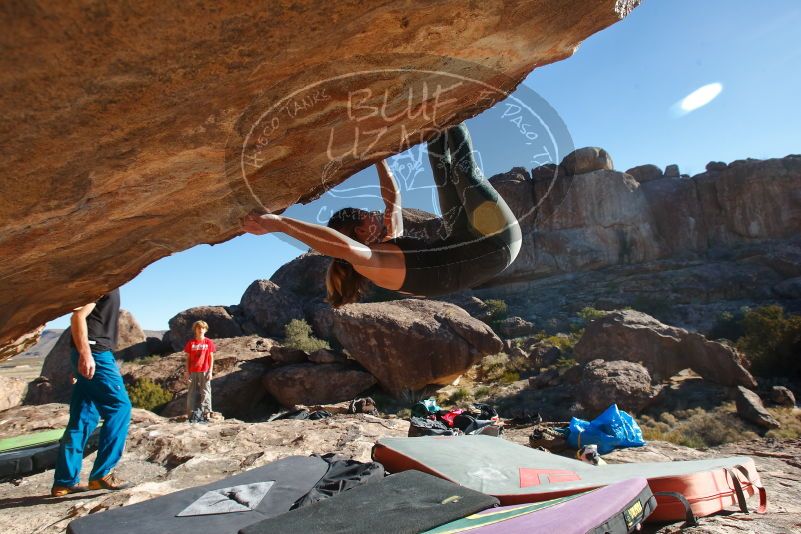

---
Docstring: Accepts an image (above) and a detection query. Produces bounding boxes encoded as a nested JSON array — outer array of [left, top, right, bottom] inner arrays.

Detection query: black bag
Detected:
[[452, 414, 501, 436], [408, 416, 458, 437], [472, 403, 499, 420]]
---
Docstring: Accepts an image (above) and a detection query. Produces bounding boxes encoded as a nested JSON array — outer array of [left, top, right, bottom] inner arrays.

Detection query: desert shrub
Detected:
[[500, 370, 520, 384], [283, 319, 330, 352], [576, 306, 608, 324], [126, 378, 173, 412], [639, 406, 759, 449], [448, 387, 471, 403], [477, 353, 511, 382], [540, 333, 581, 353], [707, 309, 747, 342], [736, 305, 801, 377], [473, 386, 492, 399], [483, 299, 508, 327], [476, 353, 525, 385], [765, 408, 801, 440], [554, 355, 577, 369]]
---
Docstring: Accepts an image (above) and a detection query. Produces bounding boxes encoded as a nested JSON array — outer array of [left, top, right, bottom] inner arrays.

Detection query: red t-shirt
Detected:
[[184, 337, 216, 372]]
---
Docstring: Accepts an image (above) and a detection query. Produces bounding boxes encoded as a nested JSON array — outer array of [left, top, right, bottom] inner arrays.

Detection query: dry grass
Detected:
[[639, 402, 801, 449], [476, 354, 523, 383], [447, 387, 471, 403], [765, 407, 801, 440], [476, 353, 511, 382]]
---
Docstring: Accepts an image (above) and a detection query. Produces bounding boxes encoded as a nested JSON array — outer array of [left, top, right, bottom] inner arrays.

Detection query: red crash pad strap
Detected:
[[730, 464, 768, 514], [652, 491, 697, 527]]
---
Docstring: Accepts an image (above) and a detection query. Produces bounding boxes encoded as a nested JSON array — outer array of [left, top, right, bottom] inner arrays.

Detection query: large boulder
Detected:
[[531, 163, 565, 183], [560, 147, 614, 175], [0, 1, 637, 359], [494, 316, 536, 338], [262, 363, 376, 407], [574, 309, 756, 387], [576, 359, 656, 415], [239, 280, 304, 337], [770, 386, 796, 407], [115, 309, 149, 361], [489, 167, 534, 221], [269, 253, 331, 301], [166, 306, 243, 352], [36, 309, 154, 403], [625, 164, 663, 183], [735, 386, 780, 430], [328, 299, 502, 394], [0, 376, 28, 412]]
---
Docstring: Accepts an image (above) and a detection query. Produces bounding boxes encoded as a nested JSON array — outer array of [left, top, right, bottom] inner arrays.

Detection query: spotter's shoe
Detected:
[[50, 484, 88, 497], [87, 472, 132, 491]]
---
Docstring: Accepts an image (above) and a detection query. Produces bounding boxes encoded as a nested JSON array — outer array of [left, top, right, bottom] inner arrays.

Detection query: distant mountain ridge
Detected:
[[9, 329, 166, 363], [9, 329, 63, 361]]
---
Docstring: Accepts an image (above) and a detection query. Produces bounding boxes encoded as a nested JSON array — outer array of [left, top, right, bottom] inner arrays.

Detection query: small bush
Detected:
[[448, 387, 471, 403], [707, 309, 747, 342], [127, 378, 173, 412], [283, 319, 330, 352], [477, 353, 511, 382], [473, 386, 492, 399], [554, 355, 577, 369], [483, 299, 508, 327], [541, 333, 581, 352], [736, 305, 801, 378], [577, 306, 608, 324], [765, 408, 801, 440], [500, 370, 520, 384]]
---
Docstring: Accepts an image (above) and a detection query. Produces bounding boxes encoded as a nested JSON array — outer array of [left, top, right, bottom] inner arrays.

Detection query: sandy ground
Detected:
[[0, 354, 44, 381]]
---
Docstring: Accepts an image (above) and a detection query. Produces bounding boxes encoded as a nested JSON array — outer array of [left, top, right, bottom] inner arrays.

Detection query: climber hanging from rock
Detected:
[[243, 122, 522, 306]]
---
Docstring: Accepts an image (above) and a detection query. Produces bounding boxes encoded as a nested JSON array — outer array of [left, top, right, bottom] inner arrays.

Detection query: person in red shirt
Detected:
[[183, 320, 216, 423]]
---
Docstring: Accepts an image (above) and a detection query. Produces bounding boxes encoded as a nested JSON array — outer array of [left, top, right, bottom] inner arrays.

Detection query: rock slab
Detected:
[[574, 309, 756, 387], [329, 299, 503, 394]]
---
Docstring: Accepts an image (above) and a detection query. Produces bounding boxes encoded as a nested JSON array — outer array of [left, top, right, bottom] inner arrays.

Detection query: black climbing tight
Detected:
[[389, 122, 522, 296], [427, 122, 519, 244]]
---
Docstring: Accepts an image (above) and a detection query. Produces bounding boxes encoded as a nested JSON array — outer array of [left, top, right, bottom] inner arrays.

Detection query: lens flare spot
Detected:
[[671, 82, 723, 117]]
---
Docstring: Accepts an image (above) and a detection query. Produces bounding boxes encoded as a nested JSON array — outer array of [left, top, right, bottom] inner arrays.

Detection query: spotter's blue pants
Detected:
[[53, 349, 131, 486]]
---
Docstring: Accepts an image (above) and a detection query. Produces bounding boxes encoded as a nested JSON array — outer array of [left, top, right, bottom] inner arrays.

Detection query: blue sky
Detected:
[[47, 0, 801, 330]]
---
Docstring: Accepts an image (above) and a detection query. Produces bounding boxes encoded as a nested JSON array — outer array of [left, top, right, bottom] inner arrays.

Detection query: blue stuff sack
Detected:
[[566, 404, 646, 455]]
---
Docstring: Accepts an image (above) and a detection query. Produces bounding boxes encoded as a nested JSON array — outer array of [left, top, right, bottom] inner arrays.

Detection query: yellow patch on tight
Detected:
[[470, 201, 506, 235]]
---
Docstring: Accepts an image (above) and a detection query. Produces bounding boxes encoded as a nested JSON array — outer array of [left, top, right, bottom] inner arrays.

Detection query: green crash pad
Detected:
[[0, 429, 64, 453]]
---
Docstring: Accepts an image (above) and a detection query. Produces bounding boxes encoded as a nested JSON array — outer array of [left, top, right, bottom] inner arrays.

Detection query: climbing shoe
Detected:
[[50, 484, 88, 497], [87, 472, 132, 491]]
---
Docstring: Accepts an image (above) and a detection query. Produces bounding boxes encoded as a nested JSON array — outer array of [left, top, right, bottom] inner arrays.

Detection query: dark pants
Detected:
[[428, 122, 522, 260], [53, 349, 132, 486]]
